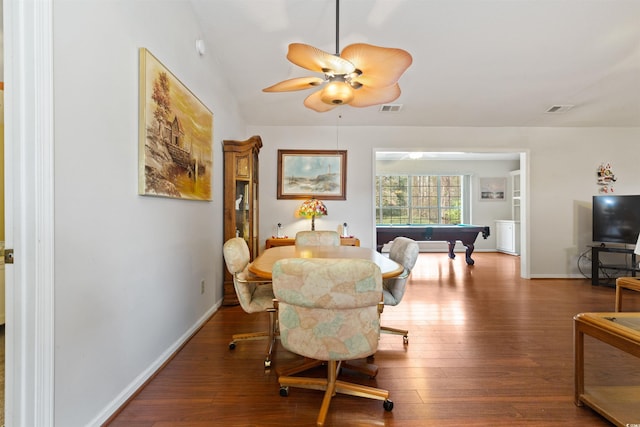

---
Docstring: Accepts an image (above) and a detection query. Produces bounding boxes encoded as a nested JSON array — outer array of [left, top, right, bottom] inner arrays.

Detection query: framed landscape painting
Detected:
[[277, 149, 347, 200], [138, 48, 213, 201], [479, 177, 506, 201]]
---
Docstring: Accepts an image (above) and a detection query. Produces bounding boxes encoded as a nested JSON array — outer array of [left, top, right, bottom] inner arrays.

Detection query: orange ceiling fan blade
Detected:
[[287, 43, 356, 75], [263, 76, 325, 92], [349, 83, 402, 108], [341, 43, 412, 88], [303, 90, 340, 112]]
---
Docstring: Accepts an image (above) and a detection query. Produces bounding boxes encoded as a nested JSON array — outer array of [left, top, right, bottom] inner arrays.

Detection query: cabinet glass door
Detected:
[[235, 180, 249, 240]]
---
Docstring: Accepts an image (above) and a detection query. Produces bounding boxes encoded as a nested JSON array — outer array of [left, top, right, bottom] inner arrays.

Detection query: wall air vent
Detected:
[[546, 105, 574, 113], [379, 104, 403, 112]]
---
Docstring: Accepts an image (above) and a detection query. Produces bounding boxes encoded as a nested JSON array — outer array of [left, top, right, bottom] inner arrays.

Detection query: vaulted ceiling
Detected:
[[191, 0, 640, 127]]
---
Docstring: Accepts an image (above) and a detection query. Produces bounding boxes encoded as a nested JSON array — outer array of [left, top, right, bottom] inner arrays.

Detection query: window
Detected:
[[375, 174, 466, 225]]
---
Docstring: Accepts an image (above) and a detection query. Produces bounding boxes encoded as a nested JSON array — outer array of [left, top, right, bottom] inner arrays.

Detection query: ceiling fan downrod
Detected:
[[335, 0, 340, 56]]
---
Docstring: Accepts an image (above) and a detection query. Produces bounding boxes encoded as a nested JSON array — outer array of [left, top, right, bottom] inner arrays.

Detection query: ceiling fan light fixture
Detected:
[[263, 0, 412, 112], [320, 80, 354, 105]]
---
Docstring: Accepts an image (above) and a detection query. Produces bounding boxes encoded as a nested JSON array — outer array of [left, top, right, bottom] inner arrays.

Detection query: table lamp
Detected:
[[298, 198, 327, 231]]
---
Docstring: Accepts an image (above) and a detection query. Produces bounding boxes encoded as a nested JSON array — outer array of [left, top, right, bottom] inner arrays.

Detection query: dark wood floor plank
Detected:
[[105, 252, 640, 426]]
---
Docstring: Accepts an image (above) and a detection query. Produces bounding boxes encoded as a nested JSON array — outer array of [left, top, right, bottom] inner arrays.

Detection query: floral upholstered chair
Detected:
[[294, 230, 340, 246], [381, 236, 419, 343], [222, 237, 278, 368], [272, 258, 393, 426]]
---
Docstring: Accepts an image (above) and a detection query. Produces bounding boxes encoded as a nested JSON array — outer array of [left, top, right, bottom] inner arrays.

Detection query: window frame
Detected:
[[375, 173, 470, 225]]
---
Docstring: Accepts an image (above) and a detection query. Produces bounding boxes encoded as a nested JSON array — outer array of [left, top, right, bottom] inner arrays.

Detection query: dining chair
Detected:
[[381, 236, 419, 343], [272, 257, 393, 426], [294, 230, 340, 246], [222, 237, 278, 368]]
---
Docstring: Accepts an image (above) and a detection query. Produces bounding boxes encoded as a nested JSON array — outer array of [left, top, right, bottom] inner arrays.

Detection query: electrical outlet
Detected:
[[200, 280, 205, 294]]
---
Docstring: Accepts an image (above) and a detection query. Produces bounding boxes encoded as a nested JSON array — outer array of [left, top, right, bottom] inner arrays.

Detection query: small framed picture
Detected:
[[479, 177, 506, 201]]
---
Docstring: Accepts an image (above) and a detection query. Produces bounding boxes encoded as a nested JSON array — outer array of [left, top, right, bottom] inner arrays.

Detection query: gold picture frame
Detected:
[[277, 149, 347, 200], [138, 48, 213, 201]]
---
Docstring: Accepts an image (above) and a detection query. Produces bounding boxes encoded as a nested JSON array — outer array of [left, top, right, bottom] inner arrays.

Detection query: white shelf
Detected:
[[496, 170, 522, 256], [510, 170, 521, 222]]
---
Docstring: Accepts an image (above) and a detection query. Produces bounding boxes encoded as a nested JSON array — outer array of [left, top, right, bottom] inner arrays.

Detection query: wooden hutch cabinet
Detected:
[[222, 135, 262, 305]]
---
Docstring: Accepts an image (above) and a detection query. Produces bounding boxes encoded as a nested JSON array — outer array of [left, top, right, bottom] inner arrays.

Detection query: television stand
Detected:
[[590, 245, 639, 287]]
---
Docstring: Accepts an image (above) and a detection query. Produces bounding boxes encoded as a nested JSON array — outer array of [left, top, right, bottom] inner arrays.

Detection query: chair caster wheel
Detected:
[[264, 359, 272, 368], [403, 335, 409, 344], [383, 399, 394, 411], [229, 341, 236, 350], [279, 386, 289, 397]]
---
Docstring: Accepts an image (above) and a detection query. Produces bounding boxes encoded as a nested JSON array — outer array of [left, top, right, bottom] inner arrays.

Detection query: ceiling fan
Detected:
[[262, 0, 413, 112]]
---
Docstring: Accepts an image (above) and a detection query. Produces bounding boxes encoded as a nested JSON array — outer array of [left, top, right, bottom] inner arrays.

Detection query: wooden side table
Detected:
[[265, 236, 360, 249], [265, 237, 295, 248], [615, 277, 640, 311], [574, 312, 640, 425], [339, 237, 360, 247]]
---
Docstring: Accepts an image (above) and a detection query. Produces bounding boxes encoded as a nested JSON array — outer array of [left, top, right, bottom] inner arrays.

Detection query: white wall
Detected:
[[53, 1, 244, 425], [249, 124, 640, 278], [525, 127, 640, 277]]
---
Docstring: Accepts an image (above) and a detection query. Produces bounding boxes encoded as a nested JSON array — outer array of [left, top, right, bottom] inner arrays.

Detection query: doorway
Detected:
[[4, 0, 56, 425], [374, 150, 529, 278], [1, 51, 6, 427], [0, 81, 4, 427]]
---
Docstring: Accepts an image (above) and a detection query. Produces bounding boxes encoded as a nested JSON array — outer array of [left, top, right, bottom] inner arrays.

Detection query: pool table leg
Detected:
[[446, 241, 456, 259], [464, 243, 475, 265], [447, 240, 476, 265]]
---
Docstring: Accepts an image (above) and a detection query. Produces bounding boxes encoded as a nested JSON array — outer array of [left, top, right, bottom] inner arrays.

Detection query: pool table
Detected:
[[376, 225, 491, 265]]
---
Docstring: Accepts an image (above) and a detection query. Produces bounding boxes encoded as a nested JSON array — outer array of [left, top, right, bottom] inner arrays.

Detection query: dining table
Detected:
[[248, 245, 404, 280]]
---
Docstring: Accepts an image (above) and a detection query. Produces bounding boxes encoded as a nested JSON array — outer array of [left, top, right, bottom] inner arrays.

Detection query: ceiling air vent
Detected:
[[379, 104, 403, 112], [546, 105, 574, 113]]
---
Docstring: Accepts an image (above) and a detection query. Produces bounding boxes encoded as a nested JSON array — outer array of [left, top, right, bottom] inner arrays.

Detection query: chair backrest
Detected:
[[389, 237, 420, 271], [223, 237, 259, 312], [223, 237, 250, 275], [383, 237, 419, 306], [295, 230, 340, 247], [272, 258, 382, 361]]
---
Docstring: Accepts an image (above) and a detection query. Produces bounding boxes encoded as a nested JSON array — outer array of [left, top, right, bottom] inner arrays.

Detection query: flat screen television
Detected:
[[592, 195, 640, 244]]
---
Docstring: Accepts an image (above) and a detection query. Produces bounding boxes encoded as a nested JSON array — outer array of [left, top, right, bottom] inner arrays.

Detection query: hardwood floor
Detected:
[[105, 252, 640, 426]]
